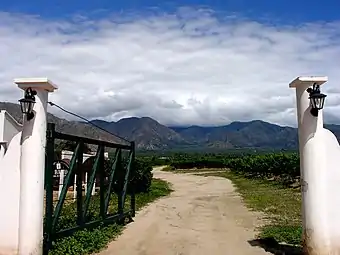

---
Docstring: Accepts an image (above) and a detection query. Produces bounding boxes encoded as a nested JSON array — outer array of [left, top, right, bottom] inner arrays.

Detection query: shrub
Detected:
[[129, 159, 153, 193], [225, 153, 300, 185], [103, 157, 153, 194]]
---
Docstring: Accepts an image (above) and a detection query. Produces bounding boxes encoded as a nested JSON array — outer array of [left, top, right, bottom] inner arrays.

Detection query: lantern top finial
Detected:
[[14, 78, 58, 92], [289, 76, 328, 88]]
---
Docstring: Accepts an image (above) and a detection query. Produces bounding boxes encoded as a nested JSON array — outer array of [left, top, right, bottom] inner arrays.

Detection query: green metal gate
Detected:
[[43, 123, 135, 254]]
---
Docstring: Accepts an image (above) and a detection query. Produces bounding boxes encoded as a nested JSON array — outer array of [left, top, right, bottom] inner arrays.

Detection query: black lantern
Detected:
[[306, 83, 327, 117], [19, 87, 37, 121]]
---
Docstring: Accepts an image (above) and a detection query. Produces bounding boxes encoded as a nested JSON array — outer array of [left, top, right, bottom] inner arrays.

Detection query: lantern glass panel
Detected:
[[19, 100, 29, 114], [56, 162, 61, 170], [19, 98, 35, 114], [311, 94, 326, 110]]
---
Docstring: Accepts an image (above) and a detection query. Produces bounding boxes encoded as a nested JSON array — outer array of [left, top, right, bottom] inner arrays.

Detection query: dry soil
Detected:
[[99, 167, 270, 255]]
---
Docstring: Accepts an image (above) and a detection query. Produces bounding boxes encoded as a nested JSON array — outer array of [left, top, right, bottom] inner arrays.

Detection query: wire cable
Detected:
[[47, 101, 131, 144]]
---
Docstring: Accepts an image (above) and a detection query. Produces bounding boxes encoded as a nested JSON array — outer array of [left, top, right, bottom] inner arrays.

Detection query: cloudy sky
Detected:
[[0, 0, 340, 127]]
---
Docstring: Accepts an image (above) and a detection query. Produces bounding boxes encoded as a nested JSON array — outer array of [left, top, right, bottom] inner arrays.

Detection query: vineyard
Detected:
[[141, 151, 301, 186]]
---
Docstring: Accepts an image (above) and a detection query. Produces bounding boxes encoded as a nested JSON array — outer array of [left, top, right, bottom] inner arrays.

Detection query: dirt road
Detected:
[[100, 167, 269, 255]]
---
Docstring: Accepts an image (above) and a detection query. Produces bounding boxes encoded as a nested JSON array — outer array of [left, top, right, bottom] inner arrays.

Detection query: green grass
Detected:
[[50, 178, 173, 255], [196, 171, 302, 245]]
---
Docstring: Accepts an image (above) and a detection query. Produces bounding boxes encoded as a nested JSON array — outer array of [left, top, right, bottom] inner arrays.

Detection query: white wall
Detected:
[[0, 132, 22, 254], [0, 110, 22, 155], [0, 110, 22, 254], [322, 128, 340, 249]]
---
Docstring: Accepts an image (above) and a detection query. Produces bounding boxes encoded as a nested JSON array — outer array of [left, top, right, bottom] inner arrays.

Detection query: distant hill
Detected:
[[91, 117, 188, 150], [169, 120, 299, 150], [1, 101, 339, 151], [92, 115, 340, 151]]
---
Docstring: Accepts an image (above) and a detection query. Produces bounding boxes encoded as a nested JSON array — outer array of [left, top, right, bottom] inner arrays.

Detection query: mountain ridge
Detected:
[[1, 101, 339, 151]]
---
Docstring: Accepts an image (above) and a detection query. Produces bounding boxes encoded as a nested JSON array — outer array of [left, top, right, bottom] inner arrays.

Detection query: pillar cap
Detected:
[[14, 78, 58, 92], [289, 76, 328, 88]]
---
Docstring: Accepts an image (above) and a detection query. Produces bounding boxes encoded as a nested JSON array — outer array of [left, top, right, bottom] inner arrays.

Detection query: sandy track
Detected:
[[99, 167, 269, 255]]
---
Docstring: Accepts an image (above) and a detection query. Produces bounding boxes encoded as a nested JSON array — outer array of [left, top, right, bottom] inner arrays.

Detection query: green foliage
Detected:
[[226, 153, 300, 185], [55, 197, 101, 233], [49, 179, 172, 255], [164, 152, 300, 186], [259, 225, 302, 246], [138, 155, 170, 166], [136, 150, 280, 167], [129, 159, 153, 193], [103, 157, 153, 194], [50, 225, 123, 255]]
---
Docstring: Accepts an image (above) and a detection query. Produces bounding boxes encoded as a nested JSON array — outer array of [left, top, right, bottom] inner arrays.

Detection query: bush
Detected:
[[129, 159, 153, 193], [225, 153, 300, 185], [103, 157, 153, 194]]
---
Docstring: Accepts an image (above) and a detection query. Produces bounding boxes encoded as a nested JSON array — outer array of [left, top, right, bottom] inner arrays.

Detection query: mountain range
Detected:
[[1, 101, 339, 151]]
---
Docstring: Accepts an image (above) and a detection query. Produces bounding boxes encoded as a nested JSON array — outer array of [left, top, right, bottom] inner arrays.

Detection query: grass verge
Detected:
[[50, 178, 173, 255], [196, 171, 302, 245]]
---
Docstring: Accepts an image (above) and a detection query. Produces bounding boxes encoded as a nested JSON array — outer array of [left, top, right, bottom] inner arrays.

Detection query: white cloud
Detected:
[[0, 7, 340, 127]]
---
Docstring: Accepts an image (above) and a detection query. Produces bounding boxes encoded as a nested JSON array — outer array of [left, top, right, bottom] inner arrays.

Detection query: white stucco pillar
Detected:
[[58, 169, 65, 199], [0, 142, 5, 158], [74, 174, 77, 201], [92, 180, 96, 195], [290, 76, 331, 254], [15, 78, 58, 255], [85, 172, 88, 194]]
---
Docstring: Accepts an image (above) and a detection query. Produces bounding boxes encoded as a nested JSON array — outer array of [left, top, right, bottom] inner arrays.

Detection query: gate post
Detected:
[[15, 78, 58, 255], [130, 141, 136, 217], [43, 123, 55, 254], [290, 76, 340, 254]]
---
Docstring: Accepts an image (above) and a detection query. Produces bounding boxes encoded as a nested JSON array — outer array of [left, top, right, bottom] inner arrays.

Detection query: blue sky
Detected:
[[1, 0, 339, 23], [0, 0, 340, 126]]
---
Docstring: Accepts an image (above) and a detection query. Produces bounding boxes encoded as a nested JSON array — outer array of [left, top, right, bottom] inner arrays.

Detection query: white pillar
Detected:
[[58, 169, 65, 199], [92, 180, 96, 195], [15, 78, 58, 255], [73, 174, 77, 201], [85, 172, 88, 194], [0, 142, 6, 158], [289, 76, 331, 254]]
